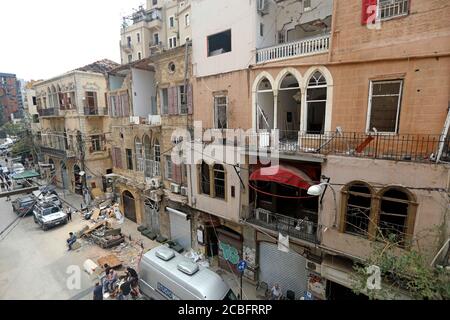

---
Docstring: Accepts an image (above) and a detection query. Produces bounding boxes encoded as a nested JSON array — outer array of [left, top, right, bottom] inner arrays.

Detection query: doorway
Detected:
[[123, 190, 137, 222]]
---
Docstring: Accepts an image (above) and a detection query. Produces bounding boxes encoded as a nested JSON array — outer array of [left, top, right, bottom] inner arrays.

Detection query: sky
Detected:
[[0, 0, 145, 81]]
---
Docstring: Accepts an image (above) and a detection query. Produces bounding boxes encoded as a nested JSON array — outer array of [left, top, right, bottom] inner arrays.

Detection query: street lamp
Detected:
[[307, 179, 338, 228]]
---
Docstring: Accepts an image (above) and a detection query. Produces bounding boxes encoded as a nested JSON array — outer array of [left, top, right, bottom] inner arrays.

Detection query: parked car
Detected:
[[32, 191, 62, 208], [12, 196, 36, 216], [33, 202, 68, 231], [39, 185, 57, 196]]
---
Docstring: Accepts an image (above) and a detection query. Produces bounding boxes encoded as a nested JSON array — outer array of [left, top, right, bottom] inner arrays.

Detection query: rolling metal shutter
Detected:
[[259, 242, 308, 299], [167, 207, 191, 250]]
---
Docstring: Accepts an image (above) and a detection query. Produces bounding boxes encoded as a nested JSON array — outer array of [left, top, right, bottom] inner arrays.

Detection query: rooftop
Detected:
[[74, 59, 120, 74]]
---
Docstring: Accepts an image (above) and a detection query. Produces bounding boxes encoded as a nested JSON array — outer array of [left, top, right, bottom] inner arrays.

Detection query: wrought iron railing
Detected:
[[248, 208, 318, 244], [84, 107, 108, 116], [37, 108, 60, 117], [246, 130, 450, 163]]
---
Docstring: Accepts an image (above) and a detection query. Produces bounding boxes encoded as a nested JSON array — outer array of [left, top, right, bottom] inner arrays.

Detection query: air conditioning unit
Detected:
[[150, 190, 162, 202], [151, 178, 161, 189], [180, 186, 188, 196], [170, 183, 180, 194], [257, 0, 269, 14], [306, 260, 322, 275]]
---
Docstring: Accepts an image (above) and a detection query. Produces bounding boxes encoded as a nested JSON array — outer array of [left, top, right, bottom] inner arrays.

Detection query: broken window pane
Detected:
[[369, 80, 403, 133], [201, 162, 210, 195], [214, 164, 225, 199], [214, 96, 227, 129], [207, 30, 232, 57], [345, 183, 372, 237], [379, 188, 410, 245]]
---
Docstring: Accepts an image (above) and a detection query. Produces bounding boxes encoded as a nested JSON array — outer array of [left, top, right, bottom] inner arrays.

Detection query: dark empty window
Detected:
[[200, 161, 210, 195], [214, 96, 227, 129], [344, 183, 372, 237], [126, 149, 133, 170], [32, 96, 37, 106], [207, 30, 232, 57], [368, 80, 403, 133], [85, 91, 98, 108], [153, 0, 157, 5], [161, 88, 169, 114], [213, 164, 225, 199], [91, 135, 102, 152], [379, 189, 410, 245], [306, 71, 327, 134]]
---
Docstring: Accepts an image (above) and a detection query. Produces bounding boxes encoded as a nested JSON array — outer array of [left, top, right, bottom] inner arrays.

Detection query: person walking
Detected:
[[66, 207, 73, 222], [93, 282, 103, 300]]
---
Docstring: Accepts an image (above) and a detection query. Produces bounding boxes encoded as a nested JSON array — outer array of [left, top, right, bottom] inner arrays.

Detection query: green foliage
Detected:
[[2, 122, 24, 136], [351, 240, 450, 300]]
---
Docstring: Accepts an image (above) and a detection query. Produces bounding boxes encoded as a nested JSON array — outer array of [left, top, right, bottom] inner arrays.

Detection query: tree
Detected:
[[2, 122, 24, 137], [351, 229, 450, 300]]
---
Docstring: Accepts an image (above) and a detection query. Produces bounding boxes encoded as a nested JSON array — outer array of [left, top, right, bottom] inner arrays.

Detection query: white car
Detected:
[[33, 202, 68, 231], [12, 163, 25, 174]]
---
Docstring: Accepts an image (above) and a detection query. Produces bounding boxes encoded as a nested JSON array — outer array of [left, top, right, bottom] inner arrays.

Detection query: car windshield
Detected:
[[223, 289, 237, 301], [42, 207, 59, 216]]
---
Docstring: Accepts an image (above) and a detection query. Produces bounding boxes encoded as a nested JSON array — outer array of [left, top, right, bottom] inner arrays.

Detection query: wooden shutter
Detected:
[[187, 83, 193, 115], [173, 163, 182, 184], [93, 92, 98, 108], [361, 0, 378, 25], [168, 86, 174, 115]]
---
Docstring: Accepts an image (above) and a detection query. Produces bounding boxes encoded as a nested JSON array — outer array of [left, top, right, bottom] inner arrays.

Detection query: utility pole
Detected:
[[76, 130, 87, 191]]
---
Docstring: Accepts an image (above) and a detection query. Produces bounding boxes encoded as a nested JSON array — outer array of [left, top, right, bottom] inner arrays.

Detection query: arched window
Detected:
[[279, 72, 301, 140], [143, 134, 152, 177], [135, 137, 143, 171], [306, 71, 327, 134], [200, 161, 210, 195], [378, 188, 416, 245], [256, 77, 274, 130], [213, 164, 225, 199], [341, 182, 373, 237]]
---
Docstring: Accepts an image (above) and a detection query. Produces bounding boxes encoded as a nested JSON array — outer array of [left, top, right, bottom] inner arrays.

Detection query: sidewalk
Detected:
[[58, 187, 262, 300]]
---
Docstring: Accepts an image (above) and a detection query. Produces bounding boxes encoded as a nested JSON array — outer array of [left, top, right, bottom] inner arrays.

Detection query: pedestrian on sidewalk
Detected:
[[66, 207, 73, 222], [66, 232, 77, 251], [93, 282, 103, 300]]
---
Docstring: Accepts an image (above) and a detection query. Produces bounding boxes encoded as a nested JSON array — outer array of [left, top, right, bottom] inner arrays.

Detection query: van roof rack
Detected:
[[155, 247, 175, 261], [177, 260, 199, 276]]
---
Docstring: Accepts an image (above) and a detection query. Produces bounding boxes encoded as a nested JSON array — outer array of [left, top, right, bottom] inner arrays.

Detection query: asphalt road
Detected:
[[0, 194, 102, 300]]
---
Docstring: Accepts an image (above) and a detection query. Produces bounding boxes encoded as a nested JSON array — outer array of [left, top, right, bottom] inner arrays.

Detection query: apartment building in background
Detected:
[[34, 59, 119, 194], [23, 80, 42, 158], [0, 72, 22, 124], [120, 0, 191, 64]]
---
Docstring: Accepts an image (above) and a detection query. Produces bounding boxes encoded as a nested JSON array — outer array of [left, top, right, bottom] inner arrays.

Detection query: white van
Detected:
[[139, 246, 237, 300]]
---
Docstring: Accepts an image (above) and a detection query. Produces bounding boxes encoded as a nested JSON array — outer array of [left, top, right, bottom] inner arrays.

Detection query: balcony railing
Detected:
[[246, 130, 450, 163], [37, 108, 61, 117], [144, 159, 161, 178], [256, 34, 330, 64], [40, 146, 75, 159], [248, 208, 318, 244], [84, 107, 108, 116], [379, 0, 409, 20]]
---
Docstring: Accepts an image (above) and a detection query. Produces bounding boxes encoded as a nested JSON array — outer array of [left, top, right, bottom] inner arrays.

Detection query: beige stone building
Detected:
[[34, 60, 119, 195], [120, 0, 191, 64], [185, 0, 450, 299]]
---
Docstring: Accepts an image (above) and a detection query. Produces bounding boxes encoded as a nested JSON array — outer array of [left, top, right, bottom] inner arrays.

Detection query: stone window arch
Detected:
[[376, 186, 418, 246], [340, 181, 375, 238], [306, 71, 328, 134]]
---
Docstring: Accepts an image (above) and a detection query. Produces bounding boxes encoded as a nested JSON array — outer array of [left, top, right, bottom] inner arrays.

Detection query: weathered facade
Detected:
[[34, 60, 118, 195]]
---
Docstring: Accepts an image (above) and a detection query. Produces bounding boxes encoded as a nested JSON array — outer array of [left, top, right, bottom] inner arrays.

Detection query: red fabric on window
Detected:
[[361, 0, 378, 25], [249, 165, 313, 190]]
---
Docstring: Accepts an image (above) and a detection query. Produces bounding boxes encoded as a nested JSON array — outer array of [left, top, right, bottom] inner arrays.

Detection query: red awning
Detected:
[[250, 165, 313, 190]]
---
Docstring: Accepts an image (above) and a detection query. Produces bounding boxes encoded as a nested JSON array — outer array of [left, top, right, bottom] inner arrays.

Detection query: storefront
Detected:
[[258, 241, 308, 299]]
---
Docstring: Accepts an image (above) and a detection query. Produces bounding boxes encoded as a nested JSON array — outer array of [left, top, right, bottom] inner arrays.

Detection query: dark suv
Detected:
[[12, 196, 36, 216]]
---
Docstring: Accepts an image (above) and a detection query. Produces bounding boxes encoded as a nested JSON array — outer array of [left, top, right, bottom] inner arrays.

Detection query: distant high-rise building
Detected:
[[0, 72, 21, 124]]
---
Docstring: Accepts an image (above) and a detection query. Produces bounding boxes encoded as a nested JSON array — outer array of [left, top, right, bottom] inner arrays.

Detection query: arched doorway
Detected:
[[74, 164, 82, 195], [60, 161, 69, 191], [278, 73, 301, 143], [123, 191, 137, 222]]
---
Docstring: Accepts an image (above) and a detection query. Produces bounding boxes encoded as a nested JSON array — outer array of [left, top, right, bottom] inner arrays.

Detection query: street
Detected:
[[0, 192, 101, 300]]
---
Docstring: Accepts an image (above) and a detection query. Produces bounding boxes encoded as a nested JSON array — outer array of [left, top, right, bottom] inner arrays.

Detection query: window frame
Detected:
[[214, 95, 228, 129], [207, 29, 232, 57], [213, 164, 226, 200], [161, 88, 169, 114], [184, 13, 190, 27], [306, 72, 328, 134], [165, 155, 173, 180], [126, 148, 134, 170], [179, 85, 187, 114], [366, 79, 404, 134], [168, 36, 177, 49], [91, 135, 102, 152], [169, 16, 175, 28]]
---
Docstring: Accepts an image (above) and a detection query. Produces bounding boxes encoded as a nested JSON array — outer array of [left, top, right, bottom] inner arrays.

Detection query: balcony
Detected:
[[247, 208, 318, 244], [40, 146, 75, 159], [245, 130, 450, 163], [37, 108, 63, 118], [121, 43, 134, 53], [256, 34, 330, 64], [84, 107, 108, 117]]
